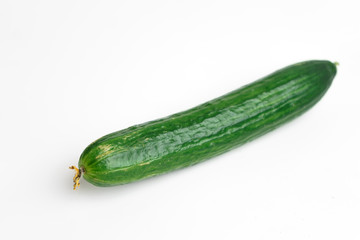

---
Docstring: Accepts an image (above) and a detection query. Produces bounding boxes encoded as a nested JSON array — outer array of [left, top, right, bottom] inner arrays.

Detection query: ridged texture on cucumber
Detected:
[[79, 60, 336, 186]]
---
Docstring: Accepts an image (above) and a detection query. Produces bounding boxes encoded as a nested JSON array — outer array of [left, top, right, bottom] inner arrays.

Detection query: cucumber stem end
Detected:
[[69, 166, 82, 190]]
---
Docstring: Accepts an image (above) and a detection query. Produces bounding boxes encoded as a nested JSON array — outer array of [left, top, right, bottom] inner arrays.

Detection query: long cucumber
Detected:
[[70, 60, 337, 189]]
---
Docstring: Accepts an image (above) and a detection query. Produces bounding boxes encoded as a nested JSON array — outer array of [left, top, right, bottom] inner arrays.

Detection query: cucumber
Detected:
[[70, 60, 337, 189]]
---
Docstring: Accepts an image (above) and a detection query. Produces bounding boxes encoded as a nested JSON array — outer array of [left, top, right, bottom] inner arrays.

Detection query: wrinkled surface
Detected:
[[79, 60, 336, 186]]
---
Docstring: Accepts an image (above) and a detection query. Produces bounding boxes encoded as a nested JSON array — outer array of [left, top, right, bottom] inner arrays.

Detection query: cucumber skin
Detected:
[[79, 60, 336, 187]]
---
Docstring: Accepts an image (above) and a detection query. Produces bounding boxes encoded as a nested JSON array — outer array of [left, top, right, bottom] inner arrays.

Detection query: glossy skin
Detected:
[[79, 60, 336, 186]]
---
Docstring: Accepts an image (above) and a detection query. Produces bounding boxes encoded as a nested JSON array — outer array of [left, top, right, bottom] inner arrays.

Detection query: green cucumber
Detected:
[[70, 60, 337, 189]]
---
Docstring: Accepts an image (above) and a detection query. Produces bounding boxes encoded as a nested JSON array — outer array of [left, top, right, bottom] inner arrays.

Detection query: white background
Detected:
[[1, 0, 359, 239]]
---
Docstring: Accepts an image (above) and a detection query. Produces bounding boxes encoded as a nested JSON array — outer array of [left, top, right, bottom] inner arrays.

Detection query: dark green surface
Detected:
[[79, 60, 336, 186]]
